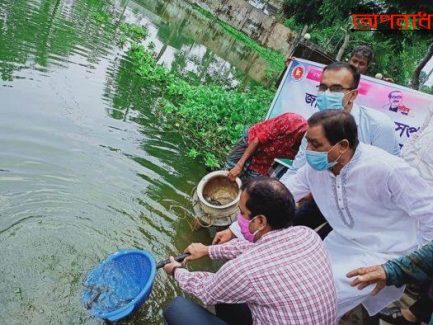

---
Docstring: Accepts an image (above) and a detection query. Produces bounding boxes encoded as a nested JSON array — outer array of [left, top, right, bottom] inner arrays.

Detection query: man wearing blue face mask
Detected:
[[282, 62, 400, 176], [213, 62, 400, 244], [279, 62, 400, 238], [284, 110, 433, 319]]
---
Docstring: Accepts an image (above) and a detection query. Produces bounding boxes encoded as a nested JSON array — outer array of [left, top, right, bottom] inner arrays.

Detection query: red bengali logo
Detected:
[[292, 65, 305, 81]]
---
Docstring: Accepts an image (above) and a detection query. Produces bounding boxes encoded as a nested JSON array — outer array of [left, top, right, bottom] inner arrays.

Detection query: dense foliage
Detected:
[[120, 23, 275, 168], [283, 0, 433, 90]]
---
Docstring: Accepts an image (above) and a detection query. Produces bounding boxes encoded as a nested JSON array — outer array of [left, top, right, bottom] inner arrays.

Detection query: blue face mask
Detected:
[[317, 91, 345, 111], [305, 144, 341, 171]]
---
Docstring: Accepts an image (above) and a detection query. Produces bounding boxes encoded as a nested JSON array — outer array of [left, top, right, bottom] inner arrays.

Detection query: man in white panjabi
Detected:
[[400, 105, 433, 185], [368, 105, 433, 323], [282, 110, 433, 318]]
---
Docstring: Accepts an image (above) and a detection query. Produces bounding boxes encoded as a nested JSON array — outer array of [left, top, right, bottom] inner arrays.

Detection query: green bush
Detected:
[[121, 25, 275, 167]]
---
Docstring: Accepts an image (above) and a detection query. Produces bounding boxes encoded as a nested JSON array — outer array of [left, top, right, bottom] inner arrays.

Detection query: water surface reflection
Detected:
[[0, 0, 265, 323]]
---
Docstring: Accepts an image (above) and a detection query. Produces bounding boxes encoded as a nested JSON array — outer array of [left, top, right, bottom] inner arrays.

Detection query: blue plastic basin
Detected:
[[81, 249, 156, 321]]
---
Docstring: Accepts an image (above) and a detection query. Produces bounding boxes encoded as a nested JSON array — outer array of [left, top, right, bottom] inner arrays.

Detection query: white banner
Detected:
[[267, 58, 433, 148]]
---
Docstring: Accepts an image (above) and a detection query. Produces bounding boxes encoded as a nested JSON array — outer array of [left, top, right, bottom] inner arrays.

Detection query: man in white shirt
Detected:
[[281, 62, 400, 180], [401, 105, 433, 185], [370, 105, 433, 324], [213, 62, 400, 243], [283, 110, 433, 317], [279, 62, 400, 238]]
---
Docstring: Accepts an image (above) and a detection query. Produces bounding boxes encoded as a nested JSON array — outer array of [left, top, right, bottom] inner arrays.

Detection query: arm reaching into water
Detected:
[[228, 138, 260, 181]]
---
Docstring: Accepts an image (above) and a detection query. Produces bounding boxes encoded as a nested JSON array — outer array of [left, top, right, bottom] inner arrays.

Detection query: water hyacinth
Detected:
[[122, 27, 276, 168]]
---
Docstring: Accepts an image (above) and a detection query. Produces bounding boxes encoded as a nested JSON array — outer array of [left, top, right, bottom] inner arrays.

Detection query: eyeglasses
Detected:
[[316, 84, 354, 92]]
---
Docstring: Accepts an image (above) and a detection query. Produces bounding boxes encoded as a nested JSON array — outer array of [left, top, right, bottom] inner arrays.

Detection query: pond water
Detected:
[[0, 0, 272, 323]]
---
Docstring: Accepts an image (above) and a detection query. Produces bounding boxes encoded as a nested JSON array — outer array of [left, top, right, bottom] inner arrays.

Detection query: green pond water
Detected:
[[0, 0, 275, 323]]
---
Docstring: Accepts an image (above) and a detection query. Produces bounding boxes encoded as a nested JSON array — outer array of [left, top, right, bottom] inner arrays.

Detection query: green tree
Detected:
[[283, 0, 433, 90]]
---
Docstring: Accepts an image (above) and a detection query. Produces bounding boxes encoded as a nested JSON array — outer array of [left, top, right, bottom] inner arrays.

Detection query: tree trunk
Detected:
[[411, 42, 433, 90], [301, 24, 309, 36], [287, 24, 308, 56], [336, 29, 350, 61]]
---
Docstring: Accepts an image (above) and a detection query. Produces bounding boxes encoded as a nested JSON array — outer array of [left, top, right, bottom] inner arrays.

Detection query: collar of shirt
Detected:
[[351, 103, 361, 126], [255, 228, 285, 244], [326, 143, 364, 178]]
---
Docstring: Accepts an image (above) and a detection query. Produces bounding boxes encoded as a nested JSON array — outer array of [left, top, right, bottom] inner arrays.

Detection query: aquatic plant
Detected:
[[120, 23, 148, 41], [120, 23, 275, 167], [134, 46, 273, 167], [118, 23, 149, 47]]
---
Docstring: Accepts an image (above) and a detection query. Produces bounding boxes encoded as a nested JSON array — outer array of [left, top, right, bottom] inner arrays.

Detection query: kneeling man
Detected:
[[163, 177, 336, 324], [283, 110, 433, 317]]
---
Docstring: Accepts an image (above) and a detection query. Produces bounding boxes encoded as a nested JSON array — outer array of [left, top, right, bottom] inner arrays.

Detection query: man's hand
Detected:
[[183, 243, 209, 263], [163, 256, 182, 276], [346, 265, 387, 296], [227, 164, 242, 182], [212, 228, 235, 245]]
